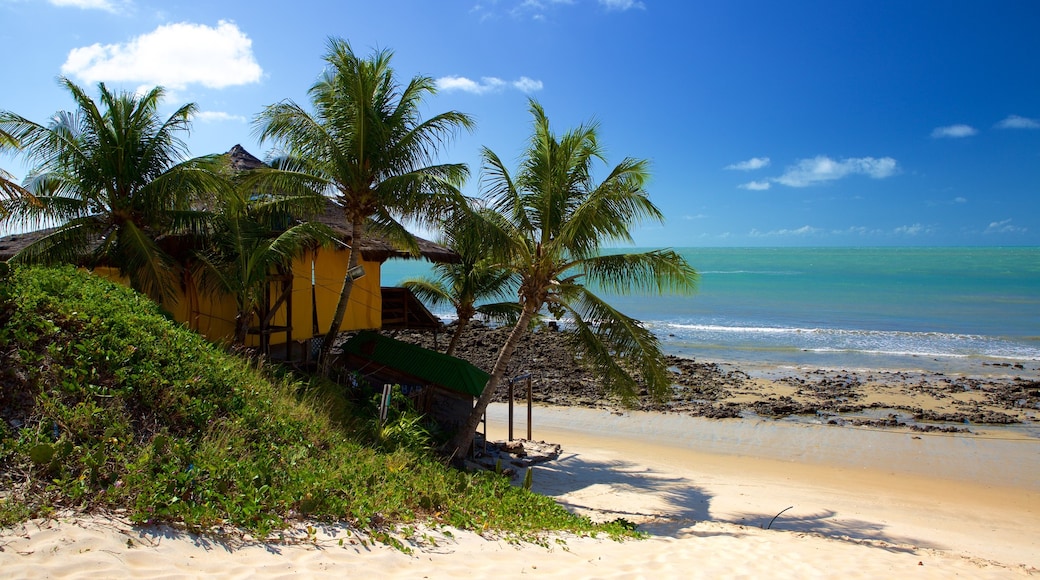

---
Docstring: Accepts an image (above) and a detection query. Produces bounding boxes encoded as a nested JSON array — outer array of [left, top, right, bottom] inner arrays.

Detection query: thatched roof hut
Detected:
[[0, 145, 459, 265]]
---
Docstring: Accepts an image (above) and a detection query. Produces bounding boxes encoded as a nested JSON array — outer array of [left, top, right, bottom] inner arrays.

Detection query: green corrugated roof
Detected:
[[340, 331, 489, 397]]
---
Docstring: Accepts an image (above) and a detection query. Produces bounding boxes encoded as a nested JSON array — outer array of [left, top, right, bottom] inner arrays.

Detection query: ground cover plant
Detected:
[[0, 265, 635, 544]]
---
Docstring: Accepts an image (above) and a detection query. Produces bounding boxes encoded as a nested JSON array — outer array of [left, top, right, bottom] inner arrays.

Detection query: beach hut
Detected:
[[337, 330, 488, 436], [0, 145, 457, 358]]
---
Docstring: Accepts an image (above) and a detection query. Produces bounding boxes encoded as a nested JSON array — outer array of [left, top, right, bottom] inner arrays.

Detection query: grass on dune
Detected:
[[0, 264, 636, 544]]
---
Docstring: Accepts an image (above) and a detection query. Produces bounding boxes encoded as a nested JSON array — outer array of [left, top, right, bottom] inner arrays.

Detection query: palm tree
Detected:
[[0, 127, 34, 220], [447, 100, 699, 459], [192, 173, 335, 346], [254, 38, 474, 371], [400, 209, 520, 356], [0, 78, 226, 302]]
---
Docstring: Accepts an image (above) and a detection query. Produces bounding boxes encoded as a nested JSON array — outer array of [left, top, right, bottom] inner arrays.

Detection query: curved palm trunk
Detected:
[[317, 219, 364, 374], [445, 311, 473, 356], [447, 303, 538, 460]]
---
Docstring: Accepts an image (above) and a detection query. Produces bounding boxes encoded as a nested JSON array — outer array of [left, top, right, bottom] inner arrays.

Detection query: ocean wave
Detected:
[[650, 321, 1040, 362], [698, 270, 803, 276]]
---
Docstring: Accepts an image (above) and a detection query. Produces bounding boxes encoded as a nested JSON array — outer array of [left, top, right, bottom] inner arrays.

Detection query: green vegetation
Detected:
[[0, 265, 635, 543]]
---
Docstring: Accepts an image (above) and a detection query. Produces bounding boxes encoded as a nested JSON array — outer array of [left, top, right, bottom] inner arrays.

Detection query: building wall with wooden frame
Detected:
[[93, 248, 384, 348]]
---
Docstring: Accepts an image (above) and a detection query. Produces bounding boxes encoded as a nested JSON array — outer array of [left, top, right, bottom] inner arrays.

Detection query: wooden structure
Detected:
[[339, 331, 489, 436]]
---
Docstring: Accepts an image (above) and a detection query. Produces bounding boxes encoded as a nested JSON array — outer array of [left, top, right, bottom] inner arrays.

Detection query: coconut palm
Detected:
[[0, 78, 226, 302], [447, 100, 699, 458], [0, 127, 34, 219], [192, 172, 335, 346], [254, 38, 474, 371], [400, 209, 520, 356]]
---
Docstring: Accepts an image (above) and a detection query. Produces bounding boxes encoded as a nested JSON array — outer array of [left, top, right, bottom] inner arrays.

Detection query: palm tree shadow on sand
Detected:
[[529, 452, 946, 552]]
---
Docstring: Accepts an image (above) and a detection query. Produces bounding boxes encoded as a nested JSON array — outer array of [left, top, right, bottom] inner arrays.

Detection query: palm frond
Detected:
[[575, 250, 698, 295], [400, 276, 453, 308], [109, 220, 179, 303], [561, 285, 672, 403], [5, 218, 97, 265], [475, 300, 523, 324]]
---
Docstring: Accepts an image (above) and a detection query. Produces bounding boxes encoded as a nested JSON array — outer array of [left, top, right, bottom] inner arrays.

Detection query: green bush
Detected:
[[0, 266, 635, 542]]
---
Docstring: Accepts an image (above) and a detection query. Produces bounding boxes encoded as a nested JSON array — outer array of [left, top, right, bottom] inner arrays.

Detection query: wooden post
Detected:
[[507, 381, 514, 441], [526, 376, 533, 441]]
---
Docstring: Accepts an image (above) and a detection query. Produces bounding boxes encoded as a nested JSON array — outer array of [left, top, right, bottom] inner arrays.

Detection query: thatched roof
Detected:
[[225, 145, 458, 264], [0, 146, 460, 265], [0, 229, 60, 261], [227, 144, 265, 171], [0, 217, 458, 264], [311, 199, 459, 263]]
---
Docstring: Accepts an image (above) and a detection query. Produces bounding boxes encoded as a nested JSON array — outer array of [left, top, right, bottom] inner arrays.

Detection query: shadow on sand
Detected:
[[530, 451, 946, 552]]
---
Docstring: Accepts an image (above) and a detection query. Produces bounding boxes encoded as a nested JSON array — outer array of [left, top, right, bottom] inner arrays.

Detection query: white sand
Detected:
[[2, 403, 1038, 578]]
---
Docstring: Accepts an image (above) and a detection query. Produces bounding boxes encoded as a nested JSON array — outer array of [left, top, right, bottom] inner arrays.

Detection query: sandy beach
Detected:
[[3, 402, 1037, 578]]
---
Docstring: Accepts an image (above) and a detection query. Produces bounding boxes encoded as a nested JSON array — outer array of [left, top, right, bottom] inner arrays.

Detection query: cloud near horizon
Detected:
[[749, 225, 820, 237], [985, 219, 1027, 234], [61, 20, 263, 91], [996, 115, 1040, 129], [436, 75, 543, 94], [725, 156, 770, 171], [931, 124, 977, 138]]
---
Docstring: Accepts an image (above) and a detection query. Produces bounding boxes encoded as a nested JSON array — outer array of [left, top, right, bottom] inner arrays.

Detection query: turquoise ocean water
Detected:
[[382, 247, 1040, 377]]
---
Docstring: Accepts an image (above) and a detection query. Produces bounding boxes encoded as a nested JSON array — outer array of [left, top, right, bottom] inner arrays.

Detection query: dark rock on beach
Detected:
[[381, 323, 1039, 432]]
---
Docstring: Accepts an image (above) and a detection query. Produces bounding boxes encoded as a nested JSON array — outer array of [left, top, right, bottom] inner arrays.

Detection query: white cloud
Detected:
[[996, 115, 1040, 129], [436, 75, 542, 95], [931, 124, 977, 138], [512, 76, 543, 93], [599, 0, 646, 10], [725, 157, 770, 171], [985, 219, 1027, 234], [195, 111, 246, 123], [749, 225, 820, 237], [893, 223, 929, 236], [953, 196, 967, 204], [773, 156, 898, 187], [739, 180, 771, 191], [834, 226, 883, 236], [61, 20, 263, 91], [48, 0, 121, 11]]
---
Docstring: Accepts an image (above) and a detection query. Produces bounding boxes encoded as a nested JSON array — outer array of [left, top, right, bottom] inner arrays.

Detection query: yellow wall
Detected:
[[92, 249, 384, 347]]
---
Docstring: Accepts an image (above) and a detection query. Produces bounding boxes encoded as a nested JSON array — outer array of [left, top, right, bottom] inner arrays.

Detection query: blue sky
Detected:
[[1, 0, 1038, 246]]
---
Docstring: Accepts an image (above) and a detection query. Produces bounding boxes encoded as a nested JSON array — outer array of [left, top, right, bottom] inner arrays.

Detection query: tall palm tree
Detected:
[[0, 78, 226, 302], [254, 38, 474, 371], [447, 100, 699, 458], [400, 209, 520, 356]]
